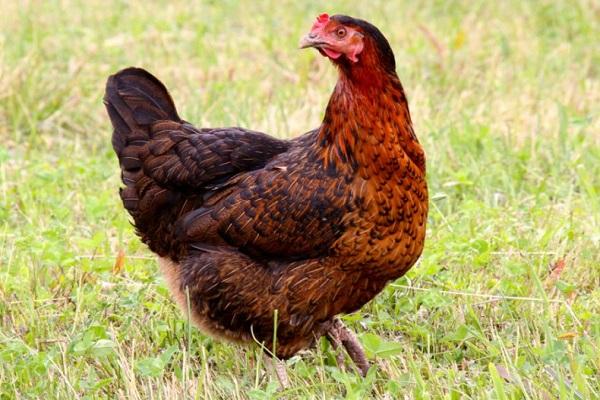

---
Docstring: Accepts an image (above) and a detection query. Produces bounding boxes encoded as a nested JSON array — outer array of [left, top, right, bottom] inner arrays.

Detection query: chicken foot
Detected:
[[326, 317, 369, 377]]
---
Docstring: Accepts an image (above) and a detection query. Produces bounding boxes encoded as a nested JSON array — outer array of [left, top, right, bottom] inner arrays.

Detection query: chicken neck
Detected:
[[318, 66, 425, 179]]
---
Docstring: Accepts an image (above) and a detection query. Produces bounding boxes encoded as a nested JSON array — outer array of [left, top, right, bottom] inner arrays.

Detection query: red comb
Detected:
[[311, 13, 330, 30]]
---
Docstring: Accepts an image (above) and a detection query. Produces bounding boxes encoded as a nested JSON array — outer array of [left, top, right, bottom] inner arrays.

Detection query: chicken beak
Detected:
[[299, 33, 325, 49]]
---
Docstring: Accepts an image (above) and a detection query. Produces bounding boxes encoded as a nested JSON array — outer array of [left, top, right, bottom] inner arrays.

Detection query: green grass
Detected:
[[1, 0, 599, 398]]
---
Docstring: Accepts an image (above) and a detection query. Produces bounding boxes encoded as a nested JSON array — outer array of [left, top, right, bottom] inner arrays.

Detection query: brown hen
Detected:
[[104, 14, 427, 378]]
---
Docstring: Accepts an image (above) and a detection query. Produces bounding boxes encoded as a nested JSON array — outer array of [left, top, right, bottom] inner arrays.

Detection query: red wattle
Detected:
[[322, 48, 342, 59]]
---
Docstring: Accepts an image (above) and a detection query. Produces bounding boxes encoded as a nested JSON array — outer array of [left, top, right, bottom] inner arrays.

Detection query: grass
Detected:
[[1, 0, 599, 398]]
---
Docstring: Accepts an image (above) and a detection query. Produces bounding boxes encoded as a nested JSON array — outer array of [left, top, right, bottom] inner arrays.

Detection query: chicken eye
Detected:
[[336, 27, 347, 38]]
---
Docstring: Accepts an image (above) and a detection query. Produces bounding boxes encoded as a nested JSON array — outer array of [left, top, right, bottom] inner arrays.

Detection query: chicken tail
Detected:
[[104, 67, 192, 259], [104, 67, 181, 153]]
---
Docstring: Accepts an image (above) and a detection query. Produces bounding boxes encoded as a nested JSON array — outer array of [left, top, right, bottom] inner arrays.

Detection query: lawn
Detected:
[[1, 1, 599, 399]]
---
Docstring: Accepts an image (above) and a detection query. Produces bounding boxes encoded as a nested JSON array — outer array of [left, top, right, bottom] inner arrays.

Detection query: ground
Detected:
[[0, 1, 599, 399]]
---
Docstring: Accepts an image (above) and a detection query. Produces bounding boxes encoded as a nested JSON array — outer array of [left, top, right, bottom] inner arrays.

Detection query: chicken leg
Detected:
[[264, 354, 290, 389], [326, 318, 369, 377]]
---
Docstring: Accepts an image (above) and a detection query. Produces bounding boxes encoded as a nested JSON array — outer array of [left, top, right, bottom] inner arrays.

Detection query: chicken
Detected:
[[104, 13, 427, 378]]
